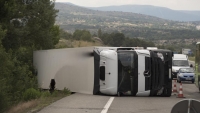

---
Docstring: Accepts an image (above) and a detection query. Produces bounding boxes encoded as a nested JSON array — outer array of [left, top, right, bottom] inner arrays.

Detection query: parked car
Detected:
[[177, 68, 195, 83]]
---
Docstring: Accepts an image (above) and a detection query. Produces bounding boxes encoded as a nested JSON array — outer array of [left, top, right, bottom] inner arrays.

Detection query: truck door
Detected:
[[117, 51, 135, 95], [136, 50, 151, 96]]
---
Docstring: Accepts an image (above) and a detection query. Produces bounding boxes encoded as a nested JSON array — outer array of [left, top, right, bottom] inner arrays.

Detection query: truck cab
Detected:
[[93, 47, 172, 97]]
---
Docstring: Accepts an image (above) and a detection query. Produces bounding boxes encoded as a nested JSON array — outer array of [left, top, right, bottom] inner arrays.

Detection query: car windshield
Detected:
[[179, 68, 194, 73], [172, 60, 189, 66]]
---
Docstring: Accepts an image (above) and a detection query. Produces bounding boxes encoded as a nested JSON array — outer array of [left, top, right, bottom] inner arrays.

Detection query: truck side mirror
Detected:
[[190, 64, 193, 67]]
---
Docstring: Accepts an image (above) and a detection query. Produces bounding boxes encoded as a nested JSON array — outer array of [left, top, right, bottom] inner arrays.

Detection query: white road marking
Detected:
[[101, 97, 115, 113]]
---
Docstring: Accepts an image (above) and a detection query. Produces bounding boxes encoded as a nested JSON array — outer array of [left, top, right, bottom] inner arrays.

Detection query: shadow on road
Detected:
[[181, 81, 194, 84]]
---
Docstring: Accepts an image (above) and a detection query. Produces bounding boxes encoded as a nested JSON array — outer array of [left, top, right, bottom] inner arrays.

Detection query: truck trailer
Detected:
[[33, 47, 173, 97]]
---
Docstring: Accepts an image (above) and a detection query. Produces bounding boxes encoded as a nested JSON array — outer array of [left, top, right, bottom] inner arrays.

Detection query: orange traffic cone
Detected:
[[177, 83, 185, 98], [172, 80, 178, 93]]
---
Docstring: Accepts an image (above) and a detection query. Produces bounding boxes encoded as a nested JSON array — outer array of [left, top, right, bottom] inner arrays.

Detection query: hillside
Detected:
[[55, 3, 198, 33], [89, 5, 200, 22], [55, 3, 200, 47]]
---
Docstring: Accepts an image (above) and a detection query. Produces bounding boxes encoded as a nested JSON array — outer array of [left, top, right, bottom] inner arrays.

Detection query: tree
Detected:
[[25, 0, 59, 50], [60, 29, 72, 40], [73, 29, 92, 41], [73, 29, 82, 40], [111, 33, 125, 46], [81, 30, 91, 41], [98, 28, 102, 38], [0, 25, 13, 111], [0, 1, 59, 111]]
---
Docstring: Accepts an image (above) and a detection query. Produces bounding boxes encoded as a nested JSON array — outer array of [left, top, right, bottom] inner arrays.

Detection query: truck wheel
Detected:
[[165, 88, 172, 97], [161, 88, 171, 97], [163, 80, 172, 97], [150, 90, 156, 96]]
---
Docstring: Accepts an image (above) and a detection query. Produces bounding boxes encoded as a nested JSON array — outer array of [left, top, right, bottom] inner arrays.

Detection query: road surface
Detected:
[[38, 81, 200, 113]]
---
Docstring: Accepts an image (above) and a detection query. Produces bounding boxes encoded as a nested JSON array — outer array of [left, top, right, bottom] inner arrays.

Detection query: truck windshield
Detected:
[[118, 52, 134, 67], [173, 60, 189, 66], [118, 52, 134, 93]]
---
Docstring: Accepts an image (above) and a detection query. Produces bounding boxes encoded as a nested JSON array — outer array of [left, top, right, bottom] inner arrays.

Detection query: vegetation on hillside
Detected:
[[58, 28, 155, 48], [55, 3, 200, 54], [55, 3, 200, 37]]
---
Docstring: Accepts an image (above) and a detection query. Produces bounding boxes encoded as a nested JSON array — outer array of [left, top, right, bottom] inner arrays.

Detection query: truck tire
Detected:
[[160, 88, 171, 97], [165, 88, 172, 97], [150, 90, 157, 96], [164, 79, 172, 97]]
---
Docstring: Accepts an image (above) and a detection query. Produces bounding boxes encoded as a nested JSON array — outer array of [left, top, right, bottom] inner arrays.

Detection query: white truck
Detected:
[[93, 47, 173, 97], [33, 47, 173, 97], [172, 54, 190, 79]]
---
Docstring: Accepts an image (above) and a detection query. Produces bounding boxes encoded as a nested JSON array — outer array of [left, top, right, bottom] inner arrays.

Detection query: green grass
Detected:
[[7, 89, 71, 113], [188, 57, 195, 61], [29, 91, 71, 113]]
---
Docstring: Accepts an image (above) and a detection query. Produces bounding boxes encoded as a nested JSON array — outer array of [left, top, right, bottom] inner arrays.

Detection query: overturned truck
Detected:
[[33, 47, 173, 97]]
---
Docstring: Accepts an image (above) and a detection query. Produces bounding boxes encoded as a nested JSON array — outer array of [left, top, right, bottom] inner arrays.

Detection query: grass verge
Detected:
[[6, 90, 71, 113], [188, 57, 195, 61]]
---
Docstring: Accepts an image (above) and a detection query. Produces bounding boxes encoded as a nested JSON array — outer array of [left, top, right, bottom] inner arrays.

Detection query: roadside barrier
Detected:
[[177, 83, 185, 98]]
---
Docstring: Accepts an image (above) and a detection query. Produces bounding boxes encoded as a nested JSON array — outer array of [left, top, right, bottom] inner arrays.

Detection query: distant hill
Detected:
[[57, 2, 76, 6], [88, 5, 200, 21], [55, 3, 171, 33], [54, 3, 200, 43], [55, 3, 197, 33]]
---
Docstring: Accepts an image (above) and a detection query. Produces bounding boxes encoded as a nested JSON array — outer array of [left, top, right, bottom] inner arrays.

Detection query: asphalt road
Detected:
[[38, 81, 200, 113]]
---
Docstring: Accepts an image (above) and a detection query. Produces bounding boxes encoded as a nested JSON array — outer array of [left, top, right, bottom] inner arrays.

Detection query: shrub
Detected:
[[0, 92, 8, 113], [63, 87, 71, 95], [51, 90, 58, 97], [23, 88, 41, 101], [41, 91, 51, 98]]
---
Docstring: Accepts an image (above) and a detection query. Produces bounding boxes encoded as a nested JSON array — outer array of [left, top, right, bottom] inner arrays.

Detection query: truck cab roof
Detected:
[[173, 54, 188, 60]]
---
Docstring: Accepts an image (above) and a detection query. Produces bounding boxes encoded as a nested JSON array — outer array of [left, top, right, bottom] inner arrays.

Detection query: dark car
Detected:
[[177, 68, 195, 83]]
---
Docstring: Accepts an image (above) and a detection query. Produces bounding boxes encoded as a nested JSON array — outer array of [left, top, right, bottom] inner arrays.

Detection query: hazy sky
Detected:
[[56, 0, 200, 10]]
